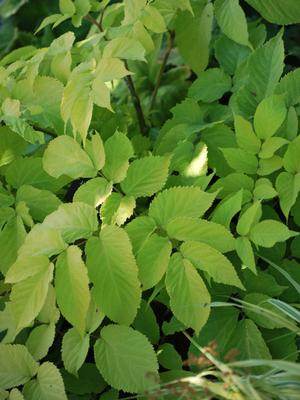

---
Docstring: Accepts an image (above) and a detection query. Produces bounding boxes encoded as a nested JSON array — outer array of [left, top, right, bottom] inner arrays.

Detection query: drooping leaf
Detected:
[[236, 201, 262, 236], [94, 325, 159, 393], [235, 237, 256, 273], [62, 328, 90, 376], [25, 323, 56, 361], [234, 115, 261, 154], [276, 172, 300, 219]]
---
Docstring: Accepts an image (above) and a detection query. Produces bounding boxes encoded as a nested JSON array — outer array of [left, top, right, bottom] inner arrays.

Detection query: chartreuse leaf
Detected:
[[254, 95, 287, 140], [6, 256, 49, 284], [165, 253, 210, 334], [0, 344, 38, 389], [235, 237, 256, 273], [137, 233, 172, 290], [94, 325, 159, 393], [283, 136, 300, 173], [100, 193, 136, 226], [62, 328, 89, 376], [121, 156, 169, 198], [133, 300, 160, 345], [55, 246, 90, 334], [158, 344, 182, 370], [125, 216, 157, 254], [175, 1, 213, 75], [236, 201, 262, 236], [226, 319, 271, 360], [102, 132, 134, 183], [59, 0, 76, 15], [181, 241, 244, 289], [276, 172, 300, 219], [43, 136, 97, 179], [85, 132, 105, 171], [8, 388, 24, 399], [188, 68, 231, 103], [43, 203, 98, 243], [10, 263, 53, 330], [103, 37, 146, 61], [214, 0, 249, 47], [140, 4, 166, 33], [149, 187, 216, 229], [276, 69, 300, 107], [245, 0, 300, 24], [221, 148, 258, 174], [211, 189, 243, 229], [234, 115, 261, 154], [0, 126, 27, 167], [250, 220, 298, 248], [253, 178, 277, 201], [73, 178, 112, 208], [25, 323, 56, 361], [37, 285, 60, 325], [23, 362, 67, 400], [259, 137, 288, 159], [85, 225, 141, 325], [166, 217, 235, 253]]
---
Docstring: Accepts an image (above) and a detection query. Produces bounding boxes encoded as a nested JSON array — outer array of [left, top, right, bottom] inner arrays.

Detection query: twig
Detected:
[[149, 30, 175, 112], [84, 14, 102, 31]]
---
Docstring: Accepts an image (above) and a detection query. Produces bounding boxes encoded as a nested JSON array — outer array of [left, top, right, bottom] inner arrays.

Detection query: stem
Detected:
[[149, 31, 175, 112], [84, 14, 102, 31]]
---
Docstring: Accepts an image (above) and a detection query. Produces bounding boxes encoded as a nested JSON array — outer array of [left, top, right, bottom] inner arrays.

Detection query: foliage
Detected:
[[0, 0, 300, 399]]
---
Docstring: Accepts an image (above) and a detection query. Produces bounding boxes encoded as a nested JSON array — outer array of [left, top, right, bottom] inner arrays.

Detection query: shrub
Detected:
[[0, 0, 300, 399]]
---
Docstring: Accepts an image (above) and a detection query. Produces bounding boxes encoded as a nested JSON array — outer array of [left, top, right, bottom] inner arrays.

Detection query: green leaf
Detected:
[[10, 262, 53, 330], [259, 137, 288, 159], [214, 0, 249, 46], [0, 126, 27, 167], [61, 363, 106, 395], [221, 148, 258, 174], [125, 216, 157, 254], [166, 253, 210, 334], [235, 236, 256, 273], [276, 172, 300, 219], [188, 68, 231, 103], [6, 256, 49, 284], [132, 300, 160, 345], [23, 362, 67, 400], [85, 132, 105, 171], [25, 323, 55, 361], [237, 201, 262, 236], [62, 328, 89, 376], [181, 241, 244, 289], [234, 115, 261, 154], [43, 203, 98, 243], [245, 0, 300, 24], [149, 187, 216, 229], [158, 344, 182, 370], [43, 136, 97, 179], [140, 5, 166, 33], [59, 0, 76, 15], [37, 285, 60, 325], [283, 136, 300, 173], [8, 388, 24, 400], [16, 185, 62, 222], [55, 246, 90, 334], [73, 178, 112, 208], [0, 344, 38, 389], [211, 189, 243, 229], [250, 220, 298, 248], [254, 95, 287, 140], [166, 217, 235, 253], [175, 1, 213, 75], [102, 132, 134, 183], [257, 155, 283, 176], [276, 69, 300, 107], [94, 325, 159, 393], [103, 37, 146, 61], [85, 225, 141, 325], [121, 156, 169, 198], [100, 193, 136, 226], [226, 319, 271, 360], [137, 233, 171, 290]]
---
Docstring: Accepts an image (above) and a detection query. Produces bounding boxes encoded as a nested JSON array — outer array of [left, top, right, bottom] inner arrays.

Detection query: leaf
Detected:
[[276, 68, 300, 106], [181, 241, 244, 289], [94, 325, 159, 393], [158, 344, 182, 370], [102, 132, 134, 183], [121, 156, 169, 198], [166, 253, 210, 334], [103, 37, 146, 61], [55, 246, 90, 334], [211, 190, 243, 229], [249, 220, 298, 248], [62, 328, 89, 375], [188, 68, 231, 103], [100, 193, 136, 226], [140, 5, 166, 33], [245, 0, 300, 25], [0, 126, 27, 167], [23, 362, 67, 400], [6, 256, 49, 284], [125, 216, 157, 254], [132, 300, 160, 345], [276, 172, 300, 219], [259, 137, 288, 159], [235, 237, 256, 273], [175, 1, 213, 75], [85, 133, 105, 171], [43, 203, 98, 243], [26, 323, 55, 361], [8, 388, 24, 400], [166, 217, 235, 253], [283, 136, 300, 173], [234, 115, 261, 154], [214, 0, 249, 46], [16, 185, 62, 222], [10, 263, 53, 330], [61, 363, 106, 395], [85, 225, 141, 325], [43, 136, 97, 179], [236, 201, 262, 236], [73, 178, 112, 207], [226, 319, 271, 360], [0, 344, 38, 389], [137, 234, 172, 290], [149, 187, 216, 229], [221, 148, 258, 174], [254, 95, 287, 140]]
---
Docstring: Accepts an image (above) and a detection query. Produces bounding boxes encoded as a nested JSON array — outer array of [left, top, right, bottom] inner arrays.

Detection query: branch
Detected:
[[149, 31, 175, 112]]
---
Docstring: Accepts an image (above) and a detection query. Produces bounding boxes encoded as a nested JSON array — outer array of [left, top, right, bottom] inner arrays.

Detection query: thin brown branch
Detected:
[[84, 14, 103, 31], [149, 31, 175, 112]]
